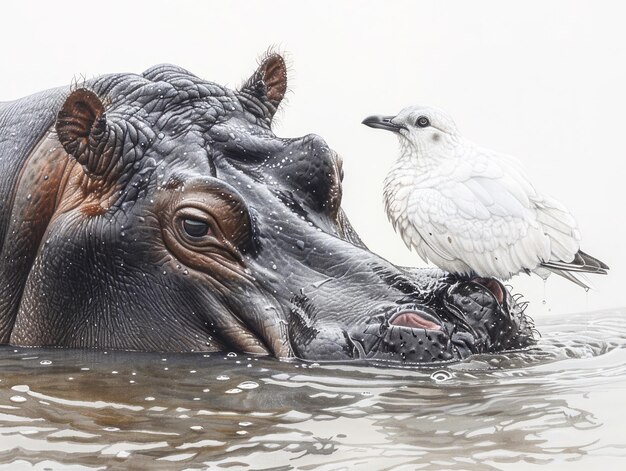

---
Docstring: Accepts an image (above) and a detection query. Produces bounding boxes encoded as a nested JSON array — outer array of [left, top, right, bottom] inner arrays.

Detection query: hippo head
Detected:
[[13, 53, 534, 363]]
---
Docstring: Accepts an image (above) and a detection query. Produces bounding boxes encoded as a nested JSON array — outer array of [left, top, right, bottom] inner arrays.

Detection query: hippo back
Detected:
[[0, 88, 67, 250]]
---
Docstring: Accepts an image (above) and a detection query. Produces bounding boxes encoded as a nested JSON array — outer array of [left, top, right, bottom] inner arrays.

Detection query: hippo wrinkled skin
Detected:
[[0, 53, 535, 363]]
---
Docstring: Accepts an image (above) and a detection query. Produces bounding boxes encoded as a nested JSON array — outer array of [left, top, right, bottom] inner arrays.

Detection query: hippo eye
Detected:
[[416, 116, 430, 128], [182, 219, 211, 238]]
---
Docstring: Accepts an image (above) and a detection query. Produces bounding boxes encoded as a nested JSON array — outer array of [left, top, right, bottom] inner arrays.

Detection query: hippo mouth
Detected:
[[288, 273, 532, 364], [389, 309, 442, 331], [342, 277, 514, 363]]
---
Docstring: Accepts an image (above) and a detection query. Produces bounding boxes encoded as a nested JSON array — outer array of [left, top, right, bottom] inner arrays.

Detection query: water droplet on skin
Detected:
[[226, 352, 237, 357], [157, 132, 165, 139]]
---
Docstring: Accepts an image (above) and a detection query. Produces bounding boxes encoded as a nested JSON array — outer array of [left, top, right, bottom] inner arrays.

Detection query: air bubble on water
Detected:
[[431, 370, 452, 382], [10, 396, 26, 403], [216, 375, 230, 381], [144, 397, 155, 401], [225, 388, 242, 394], [237, 381, 259, 390], [190, 425, 203, 431], [11, 385, 29, 392], [40, 360, 52, 366]]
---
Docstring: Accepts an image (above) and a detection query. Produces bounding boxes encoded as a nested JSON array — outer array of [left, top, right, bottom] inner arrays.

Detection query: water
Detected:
[[0, 310, 625, 470]]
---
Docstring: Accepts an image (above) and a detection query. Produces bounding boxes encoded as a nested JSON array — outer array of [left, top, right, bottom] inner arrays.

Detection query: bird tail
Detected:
[[540, 250, 609, 290]]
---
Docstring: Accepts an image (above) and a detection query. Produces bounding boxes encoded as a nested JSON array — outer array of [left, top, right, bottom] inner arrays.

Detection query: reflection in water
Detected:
[[0, 310, 625, 470]]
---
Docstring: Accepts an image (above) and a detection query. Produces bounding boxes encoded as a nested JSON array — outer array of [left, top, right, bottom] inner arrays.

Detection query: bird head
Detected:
[[362, 105, 459, 150]]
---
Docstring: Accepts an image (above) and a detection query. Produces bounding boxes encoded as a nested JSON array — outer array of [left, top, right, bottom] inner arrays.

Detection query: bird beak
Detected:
[[362, 115, 405, 132]]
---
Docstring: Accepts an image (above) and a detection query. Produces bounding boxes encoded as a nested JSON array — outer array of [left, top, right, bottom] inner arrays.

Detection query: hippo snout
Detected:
[[292, 275, 533, 365]]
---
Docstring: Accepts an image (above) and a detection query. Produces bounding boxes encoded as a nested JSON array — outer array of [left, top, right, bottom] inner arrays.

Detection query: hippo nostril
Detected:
[[390, 311, 441, 331], [471, 277, 505, 304]]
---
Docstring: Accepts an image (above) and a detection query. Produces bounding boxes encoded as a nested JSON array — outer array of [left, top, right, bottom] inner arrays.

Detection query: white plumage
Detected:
[[363, 105, 608, 288]]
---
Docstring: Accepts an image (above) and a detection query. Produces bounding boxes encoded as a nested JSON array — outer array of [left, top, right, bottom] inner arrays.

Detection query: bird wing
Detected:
[[406, 147, 563, 278]]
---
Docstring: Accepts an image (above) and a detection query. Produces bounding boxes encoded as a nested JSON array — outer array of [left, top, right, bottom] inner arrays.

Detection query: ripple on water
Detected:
[[0, 310, 624, 469]]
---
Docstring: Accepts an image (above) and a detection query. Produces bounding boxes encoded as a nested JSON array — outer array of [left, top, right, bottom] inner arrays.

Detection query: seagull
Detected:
[[362, 105, 609, 289]]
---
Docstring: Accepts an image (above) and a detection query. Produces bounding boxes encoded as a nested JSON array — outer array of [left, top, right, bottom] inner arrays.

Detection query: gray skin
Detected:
[[0, 53, 535, 363]]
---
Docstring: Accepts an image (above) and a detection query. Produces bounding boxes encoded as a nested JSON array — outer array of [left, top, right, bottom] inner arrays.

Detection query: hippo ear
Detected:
[[239, 53, 287, 119], [56, 88, 116, 179]]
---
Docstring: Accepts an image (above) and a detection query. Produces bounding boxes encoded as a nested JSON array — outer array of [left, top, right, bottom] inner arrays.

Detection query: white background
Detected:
[[1, 0, 624, 316]]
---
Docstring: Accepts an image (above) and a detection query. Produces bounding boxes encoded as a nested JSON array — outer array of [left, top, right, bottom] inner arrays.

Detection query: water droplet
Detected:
[[225, 388, 242, 394], [237, 381, 259, 390], [216, 375, 230, 381], [40, 360, 52, 366], [157, 132, 165, 139], [10, 395, 26, 403]]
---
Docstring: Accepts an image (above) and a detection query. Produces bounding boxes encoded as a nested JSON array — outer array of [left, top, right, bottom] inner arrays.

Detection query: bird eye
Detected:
[[416, 116, 430, 128], [182, 218, 211, 238]]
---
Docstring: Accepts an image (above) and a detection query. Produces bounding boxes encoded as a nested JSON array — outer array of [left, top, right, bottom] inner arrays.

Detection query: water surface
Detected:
[[0, 309, 625, 470]]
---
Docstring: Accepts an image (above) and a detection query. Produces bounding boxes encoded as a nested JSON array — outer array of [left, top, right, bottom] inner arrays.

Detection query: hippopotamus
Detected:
[[0, 52, 535, 363]]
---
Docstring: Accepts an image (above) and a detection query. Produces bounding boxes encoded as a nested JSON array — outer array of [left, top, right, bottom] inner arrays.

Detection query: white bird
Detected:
[[362, 105, 609, 289]]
